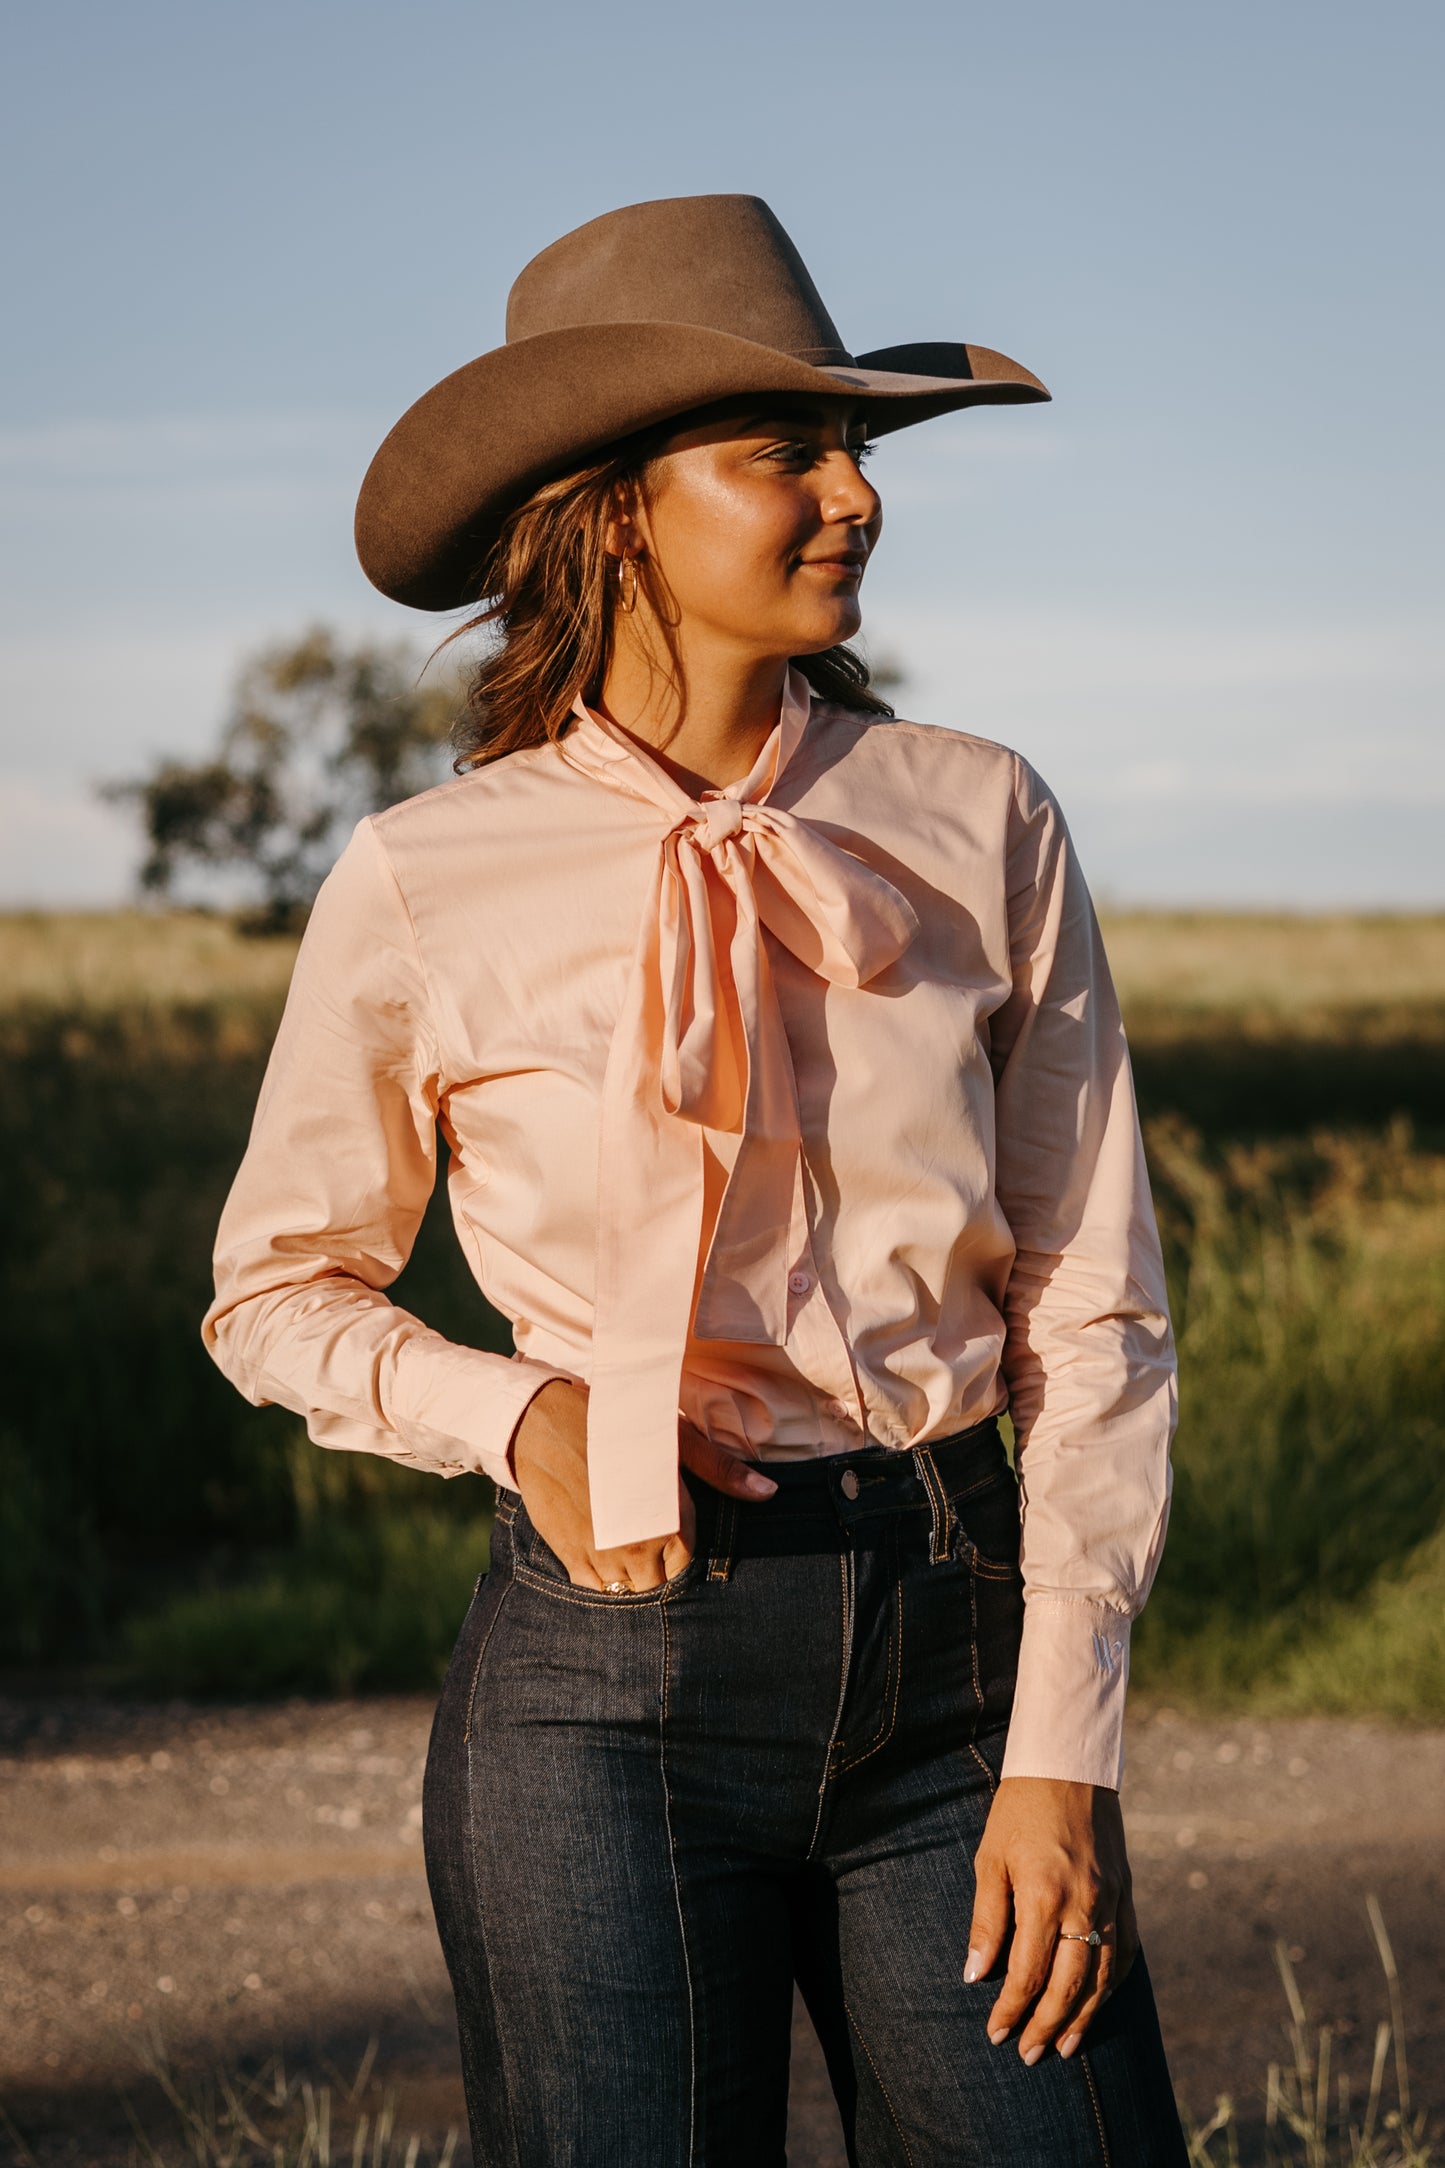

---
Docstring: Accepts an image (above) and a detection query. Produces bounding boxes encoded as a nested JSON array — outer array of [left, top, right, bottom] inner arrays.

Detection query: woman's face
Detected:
[[624, 400, 882, 661]]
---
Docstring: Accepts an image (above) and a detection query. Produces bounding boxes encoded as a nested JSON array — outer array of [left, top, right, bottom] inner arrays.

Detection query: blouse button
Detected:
[[788, 1270, 812, 1294]]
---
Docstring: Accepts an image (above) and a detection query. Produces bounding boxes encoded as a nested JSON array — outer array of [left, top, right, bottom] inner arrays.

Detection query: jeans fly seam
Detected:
[[807, 1546, 854, 1861], [707, 1494, 738, 1582], [912, 1447, 950, 1564], [843, 1996, 916, 2167], [1077, 2049, 1113, 2167], [835, 1539, 904, 1775], [659, 1597, 699, 2165]]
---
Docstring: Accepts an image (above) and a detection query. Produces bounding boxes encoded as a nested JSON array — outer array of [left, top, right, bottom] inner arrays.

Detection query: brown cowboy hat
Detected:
[[355, 193, 1049, 611]]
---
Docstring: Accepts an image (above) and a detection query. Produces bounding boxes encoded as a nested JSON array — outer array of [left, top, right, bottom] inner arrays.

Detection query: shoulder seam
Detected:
[[356, 818, 444, 1084], [369, 737, 565, 828], [812, 704, 1020, 762]]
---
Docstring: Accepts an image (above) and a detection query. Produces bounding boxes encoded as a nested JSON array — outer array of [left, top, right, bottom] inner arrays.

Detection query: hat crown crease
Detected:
[[505, 192, 854, 365]]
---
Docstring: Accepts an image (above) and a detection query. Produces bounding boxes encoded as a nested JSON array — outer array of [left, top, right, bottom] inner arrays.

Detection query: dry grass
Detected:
[[0, 910, 299, 1014], [0, 1916, 1430, 2167], [1099, 911, 1445, 1014], [1186, 1902, 1434, 2166], [0, 2035, 460, 2168], [5, 907, 1443, 1018]]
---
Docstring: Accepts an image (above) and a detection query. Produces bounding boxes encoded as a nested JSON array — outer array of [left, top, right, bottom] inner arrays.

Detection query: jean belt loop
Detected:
[[707, 1492, 739, 1583], [910, 1445, 952, 1565]]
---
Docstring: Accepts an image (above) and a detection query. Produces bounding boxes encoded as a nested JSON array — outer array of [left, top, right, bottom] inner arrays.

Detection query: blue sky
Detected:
[[2, 0, 1440, 905]]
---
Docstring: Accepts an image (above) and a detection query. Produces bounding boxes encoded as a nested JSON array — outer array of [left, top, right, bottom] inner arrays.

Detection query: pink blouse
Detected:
[[204, 672, 1176, 1788]]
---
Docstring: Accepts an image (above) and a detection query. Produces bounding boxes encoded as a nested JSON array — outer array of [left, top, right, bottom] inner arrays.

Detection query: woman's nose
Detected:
[[820, 450, 882, 529]]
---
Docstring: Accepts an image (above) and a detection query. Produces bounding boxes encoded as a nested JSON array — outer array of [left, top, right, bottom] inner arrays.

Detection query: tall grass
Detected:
[[2, 908, 1442, 1709], [1134, 1118, 1445, 1709], [0, 988, 507, 1669], [121, 1436, 493, 1695]]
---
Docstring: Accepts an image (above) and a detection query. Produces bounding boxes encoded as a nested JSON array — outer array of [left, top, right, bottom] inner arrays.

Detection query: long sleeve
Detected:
[[990, 757, 1177, 1788], [202, 818, 567, 1488]]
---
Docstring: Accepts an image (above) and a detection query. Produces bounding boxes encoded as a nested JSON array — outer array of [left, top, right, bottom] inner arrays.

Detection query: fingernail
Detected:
[[744, 1471, 777, 1496], [987, 2026, 1009, 2047], [1021, 2044, 1045, 2068], [964, 1951, 984, 1984], [1059, 2033, 1080, 2059]]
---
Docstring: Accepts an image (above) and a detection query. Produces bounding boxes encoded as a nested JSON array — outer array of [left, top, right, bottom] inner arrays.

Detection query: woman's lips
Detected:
[[802, 555, 866, 577]]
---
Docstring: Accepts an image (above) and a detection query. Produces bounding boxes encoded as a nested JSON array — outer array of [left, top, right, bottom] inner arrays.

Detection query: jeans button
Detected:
[[840, 1469, 860, 1501]]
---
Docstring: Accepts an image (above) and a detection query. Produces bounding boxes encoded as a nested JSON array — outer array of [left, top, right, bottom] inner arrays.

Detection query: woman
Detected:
[[205, 194, 1186, 2164]]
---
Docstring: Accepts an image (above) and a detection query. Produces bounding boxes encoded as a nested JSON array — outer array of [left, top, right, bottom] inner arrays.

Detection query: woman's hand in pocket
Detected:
[[511, 1383, 775, 1592]]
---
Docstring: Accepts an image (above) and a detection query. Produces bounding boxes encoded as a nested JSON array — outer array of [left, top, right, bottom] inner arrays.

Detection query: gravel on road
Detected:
[[2, 1694, 1441, 2165]]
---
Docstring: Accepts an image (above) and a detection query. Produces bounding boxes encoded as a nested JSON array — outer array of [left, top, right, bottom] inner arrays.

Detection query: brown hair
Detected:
[[444, 425, 893, 770]]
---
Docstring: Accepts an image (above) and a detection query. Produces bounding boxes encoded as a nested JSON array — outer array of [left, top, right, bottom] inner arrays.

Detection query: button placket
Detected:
[[780, 1207, 866, 1433]]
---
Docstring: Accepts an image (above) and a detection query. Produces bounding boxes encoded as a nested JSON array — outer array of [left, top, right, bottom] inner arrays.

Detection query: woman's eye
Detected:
[[760, 438, 876, 469], [763, 440, 814, 467]]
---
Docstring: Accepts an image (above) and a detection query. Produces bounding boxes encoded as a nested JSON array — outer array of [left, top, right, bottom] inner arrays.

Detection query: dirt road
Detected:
[[2, 1695, 1441, 2164]]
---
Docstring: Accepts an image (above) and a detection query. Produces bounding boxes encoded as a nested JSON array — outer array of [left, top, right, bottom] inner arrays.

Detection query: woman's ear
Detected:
[[603, 475, 633, 563], [605, 474, 654, 564]]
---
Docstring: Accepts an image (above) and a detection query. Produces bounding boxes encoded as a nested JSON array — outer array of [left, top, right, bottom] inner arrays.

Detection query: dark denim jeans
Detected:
[[424, 1421, 1187, 2166]]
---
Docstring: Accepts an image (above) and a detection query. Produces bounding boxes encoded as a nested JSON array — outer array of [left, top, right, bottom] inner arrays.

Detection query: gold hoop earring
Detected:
[[617, 555, 639, 614]]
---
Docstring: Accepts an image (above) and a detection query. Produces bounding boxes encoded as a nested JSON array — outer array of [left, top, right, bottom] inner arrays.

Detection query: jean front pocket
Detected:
[[511, 1500, 702, 1608], [949, 1467, 1023, 1581]]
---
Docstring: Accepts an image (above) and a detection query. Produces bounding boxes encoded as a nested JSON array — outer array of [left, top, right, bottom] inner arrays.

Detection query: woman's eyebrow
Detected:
[[734, 411, 813, 434], [735, 406, 864, 437]]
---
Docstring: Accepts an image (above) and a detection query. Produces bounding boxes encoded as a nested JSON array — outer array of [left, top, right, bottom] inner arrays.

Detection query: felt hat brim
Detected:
[[355, 324, 1049, 612]]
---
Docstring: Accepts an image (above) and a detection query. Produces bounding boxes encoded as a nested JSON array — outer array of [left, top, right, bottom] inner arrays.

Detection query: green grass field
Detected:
[[2, 906, 1442, 1711]]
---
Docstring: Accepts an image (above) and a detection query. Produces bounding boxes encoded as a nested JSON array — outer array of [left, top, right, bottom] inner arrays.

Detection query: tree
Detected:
[[104, 626, 457, 931]]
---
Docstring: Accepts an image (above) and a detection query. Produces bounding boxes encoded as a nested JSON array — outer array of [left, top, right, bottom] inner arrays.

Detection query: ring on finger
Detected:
[[602, 1581, 631, 1595], [1058, 1927, 1109, 1948]]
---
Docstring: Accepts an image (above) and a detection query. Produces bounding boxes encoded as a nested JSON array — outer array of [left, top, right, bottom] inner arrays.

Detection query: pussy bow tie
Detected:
[[560, 671, 919, 1550]]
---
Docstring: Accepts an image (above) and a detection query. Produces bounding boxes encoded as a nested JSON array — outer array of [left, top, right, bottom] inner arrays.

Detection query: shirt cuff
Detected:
[[390, 1334, 573, 1492], [999, 1595, 1132, 1790]]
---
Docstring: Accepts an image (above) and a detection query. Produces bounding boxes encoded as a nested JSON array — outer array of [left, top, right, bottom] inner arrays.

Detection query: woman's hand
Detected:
[[510, 1380, 776, 1591], [966, 1776, 1138, 2063]]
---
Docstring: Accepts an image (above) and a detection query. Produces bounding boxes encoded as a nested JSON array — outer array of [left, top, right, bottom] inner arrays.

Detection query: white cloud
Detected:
[[0, 617, 453, 908], [0, 409, 383, 484], [0, 408, 1438, 909], [0, 408, 401, 642], [873, 601, 1443, 704], [864, 601, 1445, 814], [0, 627, 267, 776], [0, 776, 138, 905]]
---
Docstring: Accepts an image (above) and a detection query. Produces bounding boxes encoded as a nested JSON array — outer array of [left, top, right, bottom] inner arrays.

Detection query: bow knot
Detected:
[[560, 673, 919, 1551], [691, 795, 746, 850]]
